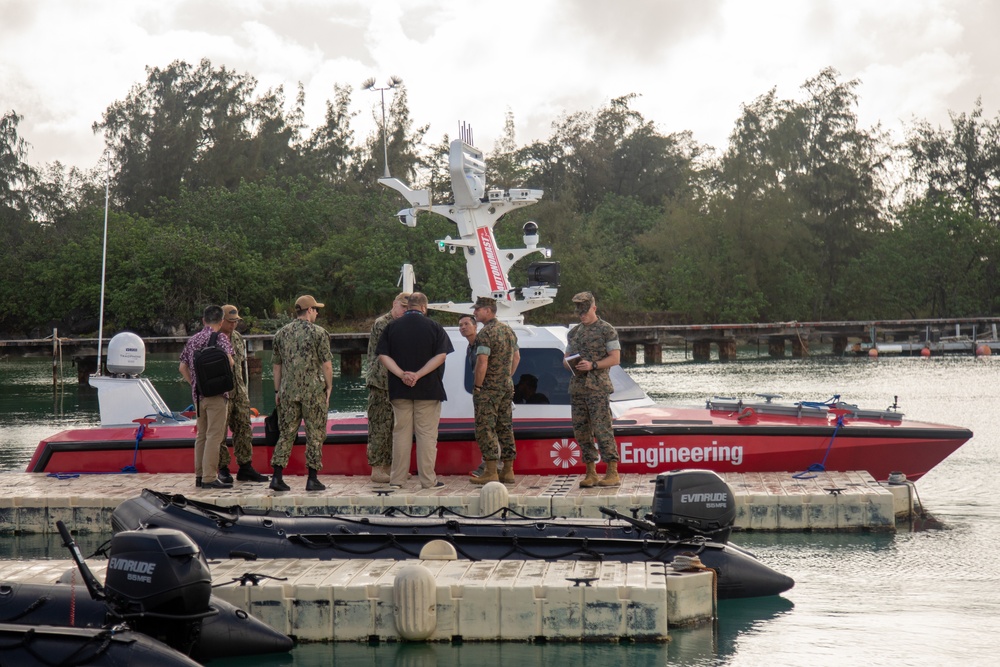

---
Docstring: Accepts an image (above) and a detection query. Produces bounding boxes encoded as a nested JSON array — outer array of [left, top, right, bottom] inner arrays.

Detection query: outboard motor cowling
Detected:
[[648, 469, 736, 543], [104, 528, 212, 617]]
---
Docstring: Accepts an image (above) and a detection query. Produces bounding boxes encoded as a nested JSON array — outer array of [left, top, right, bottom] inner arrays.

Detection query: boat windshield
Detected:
[[460, 347, 649, 405]]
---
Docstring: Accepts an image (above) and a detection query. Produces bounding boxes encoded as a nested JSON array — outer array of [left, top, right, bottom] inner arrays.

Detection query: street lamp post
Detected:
[[362, 75, 403, 178]]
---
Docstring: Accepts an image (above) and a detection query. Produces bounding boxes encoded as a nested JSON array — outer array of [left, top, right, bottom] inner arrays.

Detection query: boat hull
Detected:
[[0, 580, 292, 661], [112, 489, 795, 600], [0, 623, 201, 667], [30, 404, 972, 481]]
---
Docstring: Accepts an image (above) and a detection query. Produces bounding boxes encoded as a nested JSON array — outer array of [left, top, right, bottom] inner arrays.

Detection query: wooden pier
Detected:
[[3, 317, 999, 377]]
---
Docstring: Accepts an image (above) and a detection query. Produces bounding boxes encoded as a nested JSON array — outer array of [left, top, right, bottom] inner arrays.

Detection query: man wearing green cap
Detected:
[[565, 291, 621, 487]]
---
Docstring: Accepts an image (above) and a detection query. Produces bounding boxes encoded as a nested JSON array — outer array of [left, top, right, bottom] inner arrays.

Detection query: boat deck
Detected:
[[0, 470, 913, 534]]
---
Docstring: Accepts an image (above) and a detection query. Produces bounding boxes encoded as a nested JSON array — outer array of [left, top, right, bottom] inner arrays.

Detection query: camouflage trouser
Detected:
[[474, 387, 516, 461], [571, 392, 618, 463], [270, 393, 327, 470], [218, 390, 253, 468], [366, 385, 394, 467]]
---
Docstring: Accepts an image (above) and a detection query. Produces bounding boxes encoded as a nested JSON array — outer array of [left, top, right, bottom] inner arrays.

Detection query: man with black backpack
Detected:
[[179, 304, 236, 489]]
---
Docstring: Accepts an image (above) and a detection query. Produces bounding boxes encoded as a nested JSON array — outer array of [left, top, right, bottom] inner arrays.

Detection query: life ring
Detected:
[[249, 407, 260, 417]]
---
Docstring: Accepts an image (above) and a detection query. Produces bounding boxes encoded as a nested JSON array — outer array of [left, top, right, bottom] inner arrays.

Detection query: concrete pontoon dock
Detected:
[[0, 470, 916, 535]]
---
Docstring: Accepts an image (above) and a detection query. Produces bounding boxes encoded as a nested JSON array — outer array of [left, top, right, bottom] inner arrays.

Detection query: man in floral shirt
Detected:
[[179, 304, 235, 489]]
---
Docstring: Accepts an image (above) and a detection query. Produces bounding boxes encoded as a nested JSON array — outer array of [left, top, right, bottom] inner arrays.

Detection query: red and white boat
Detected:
[[29, 137, 972, 482]]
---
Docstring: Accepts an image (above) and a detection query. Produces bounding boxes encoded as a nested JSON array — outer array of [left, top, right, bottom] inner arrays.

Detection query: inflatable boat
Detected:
[[0, 522, 292, 661], [112, 470, 794, 600], [0, 622, 201, 666]]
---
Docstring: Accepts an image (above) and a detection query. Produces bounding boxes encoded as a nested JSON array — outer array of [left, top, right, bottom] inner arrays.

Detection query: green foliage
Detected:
[[6, 63, 1000, 336]]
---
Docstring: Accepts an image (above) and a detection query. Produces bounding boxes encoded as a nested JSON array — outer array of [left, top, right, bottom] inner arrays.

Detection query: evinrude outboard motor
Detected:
[[648, 469, 736, 543], [103, 528, 213, 654]]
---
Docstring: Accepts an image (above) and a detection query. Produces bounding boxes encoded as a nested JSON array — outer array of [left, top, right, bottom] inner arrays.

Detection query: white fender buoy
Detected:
[[480, 480, 510, 516], [419, 539, 457, 560], [393, 564, 437, 641]]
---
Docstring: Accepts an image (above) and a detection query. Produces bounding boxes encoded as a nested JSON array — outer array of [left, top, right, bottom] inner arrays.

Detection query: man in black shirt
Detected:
[[376, 293, 455, 488]]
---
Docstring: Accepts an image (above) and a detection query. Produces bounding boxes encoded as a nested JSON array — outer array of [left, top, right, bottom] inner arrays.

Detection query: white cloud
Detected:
[[1, 0, 998, 170]]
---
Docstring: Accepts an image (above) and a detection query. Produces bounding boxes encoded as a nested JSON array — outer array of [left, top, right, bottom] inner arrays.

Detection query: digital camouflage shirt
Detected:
[[365, 310, 393, 390], [475, 318, 518, 392], [566, 318, 620, 395], [272, 318, 332, 401], [230, 329, 248, 400]]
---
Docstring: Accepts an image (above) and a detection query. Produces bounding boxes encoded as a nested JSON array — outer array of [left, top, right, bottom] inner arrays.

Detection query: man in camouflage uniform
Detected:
[[458, 313, 488, 478], [270, 295, 333, 492], [215, 305, 268, 484], [470, 297, 520, 485], [365, 292, 409, 484], [565, 291, 622, 487]]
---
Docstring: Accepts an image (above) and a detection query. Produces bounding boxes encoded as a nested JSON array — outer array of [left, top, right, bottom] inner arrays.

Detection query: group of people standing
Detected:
[[178, 304, 269, 489], [179, 295, 333, 492], [365, 290, 623, 490], [180, 289, 623, 492]]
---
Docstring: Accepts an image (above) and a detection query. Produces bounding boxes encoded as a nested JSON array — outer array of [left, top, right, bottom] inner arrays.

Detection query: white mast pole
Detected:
[[96, 155, 110, 376]]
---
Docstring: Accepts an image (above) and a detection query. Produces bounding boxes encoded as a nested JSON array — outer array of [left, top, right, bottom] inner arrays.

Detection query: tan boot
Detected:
[[597, 461, 620, 487], [371, 466, 390, 484], [498, 460, 515, 484], [579, 462, 599, 488], [471, 460, 499, 484]]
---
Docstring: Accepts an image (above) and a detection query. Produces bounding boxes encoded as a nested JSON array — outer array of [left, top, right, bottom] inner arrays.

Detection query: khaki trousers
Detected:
[[389, 399, 441, 488], [194, 395, 228, 479]]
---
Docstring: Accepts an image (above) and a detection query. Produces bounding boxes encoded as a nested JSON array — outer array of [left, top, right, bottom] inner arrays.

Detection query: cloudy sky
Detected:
[[3, 0, 999, 171]]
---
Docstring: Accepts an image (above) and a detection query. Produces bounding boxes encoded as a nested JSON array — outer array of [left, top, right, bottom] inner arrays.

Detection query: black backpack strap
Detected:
[[207, 330, 219, 348]]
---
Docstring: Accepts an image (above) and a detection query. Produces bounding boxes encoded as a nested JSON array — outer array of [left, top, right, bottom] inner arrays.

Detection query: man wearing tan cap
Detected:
[[469, 296, 520, 485], [564, 291, 622, 487], [216, 305, 268, 484], [270, 295, 333, 492]]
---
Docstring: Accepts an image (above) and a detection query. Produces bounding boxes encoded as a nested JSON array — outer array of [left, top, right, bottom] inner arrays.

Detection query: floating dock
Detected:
[[0, 556, 712, 642], [0, 471, 915, 535]]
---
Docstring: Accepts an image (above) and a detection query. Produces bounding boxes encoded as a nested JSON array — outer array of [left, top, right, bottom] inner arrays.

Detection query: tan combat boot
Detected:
[[498, 460, 515, 484], [471, 460, 499, 484], [371, 465, 390, 484], [596, 461, 620, 487], [579, 462, 599, 488]]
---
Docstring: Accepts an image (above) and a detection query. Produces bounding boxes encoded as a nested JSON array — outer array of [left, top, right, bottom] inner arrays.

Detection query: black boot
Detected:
[[306, 467, 326, 491], [217, 466, 234, 484], [269, 466, 290, 492], [195, 477, 202, 488], [237, 462, 269, 482]]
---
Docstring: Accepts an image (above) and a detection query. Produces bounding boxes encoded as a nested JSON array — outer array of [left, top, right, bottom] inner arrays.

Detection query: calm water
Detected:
[[1, 351, 998, 666]]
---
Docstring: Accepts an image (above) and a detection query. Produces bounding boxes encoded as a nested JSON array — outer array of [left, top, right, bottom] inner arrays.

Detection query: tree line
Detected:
[[2, 60, 999, 337]]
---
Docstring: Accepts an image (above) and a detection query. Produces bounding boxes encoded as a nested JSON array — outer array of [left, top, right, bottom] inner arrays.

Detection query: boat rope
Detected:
[[0, 626, 116, 667], [0, 594, 52, 622], [45, 417, 159, 479], [793, 412, 846, 479], [214, 572, 289, 588]]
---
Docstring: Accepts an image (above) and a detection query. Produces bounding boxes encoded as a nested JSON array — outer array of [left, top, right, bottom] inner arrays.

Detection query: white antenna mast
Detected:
[[96, 154, 110, 376], [363, 76, 403, 178]]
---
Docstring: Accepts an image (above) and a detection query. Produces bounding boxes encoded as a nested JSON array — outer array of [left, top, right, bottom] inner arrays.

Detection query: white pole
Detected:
[[96, 156, 110, 376]]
